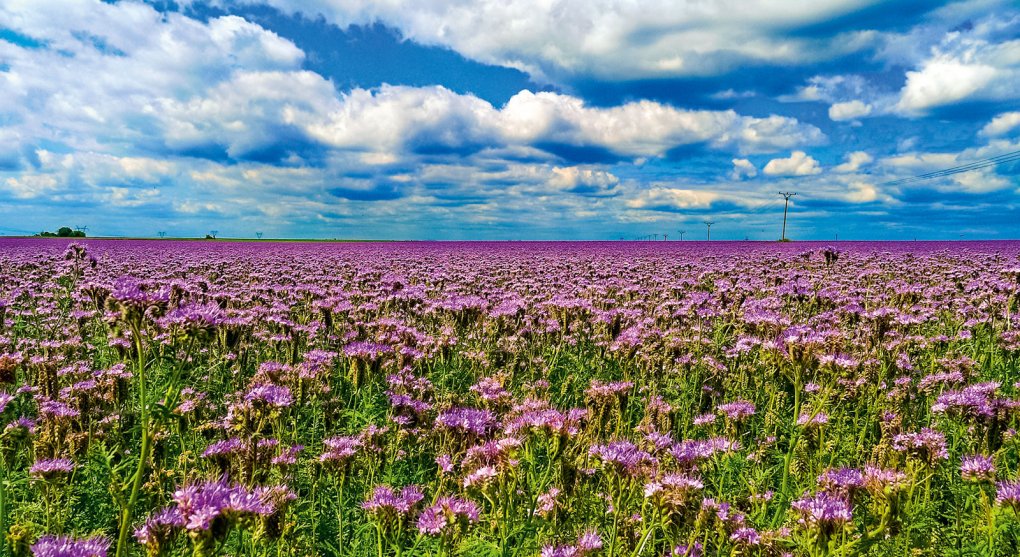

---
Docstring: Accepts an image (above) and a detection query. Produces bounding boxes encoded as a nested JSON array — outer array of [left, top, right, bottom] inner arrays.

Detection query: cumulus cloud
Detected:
[[763, 151, 822, 176], [895, 36, 1020, 115], [828, 100, 873, 121], [730, 158, 757, 180], [981, 112, 1020, 137], [834, 151, 873, 173], [547, 166, 620, 195], [625, 187, 720, 211], [221, 0, 880, 83], [301, 87, 824, 158]]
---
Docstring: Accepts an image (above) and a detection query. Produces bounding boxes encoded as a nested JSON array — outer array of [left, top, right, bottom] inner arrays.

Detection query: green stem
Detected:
[[115, 326, 152, 557]]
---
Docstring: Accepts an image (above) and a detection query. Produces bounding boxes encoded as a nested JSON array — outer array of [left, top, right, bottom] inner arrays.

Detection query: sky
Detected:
[[0, 0, 1019, 240]]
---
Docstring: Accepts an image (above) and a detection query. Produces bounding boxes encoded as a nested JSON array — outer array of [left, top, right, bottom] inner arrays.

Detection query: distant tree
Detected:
[[35, 226, 85, 238], [209, 230, 219, 239], [256, 232, 263, 240]]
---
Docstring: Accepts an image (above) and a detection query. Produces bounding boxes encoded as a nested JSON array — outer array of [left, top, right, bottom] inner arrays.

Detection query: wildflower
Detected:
[[961, 455, 995, 483], [861, 466, 909, 497], [244, 384, 293, 408], [671, 542, 703, 557], [791, 492, 852, 534], [29, 458, 74, 480], [435, 407, 496, 437], [644, 473, 704, 510], [363, 485, 425, 525], [995, 480, 1020, 508], [535, 487, 560, 518], [585, 380, 633, 402], [589, 440, 656, 476], [692, 413, 716, 426], [134, 507, 185, 550], [817, 468, 863, 495], [730, 527, 761, 546], [796, 411, 829, 427], [416, 496, 480, 536], [320, 436, 363, 466], [716, 400, 755, 422], [31, 535, 110, 557], [891, 428, 949, 464]]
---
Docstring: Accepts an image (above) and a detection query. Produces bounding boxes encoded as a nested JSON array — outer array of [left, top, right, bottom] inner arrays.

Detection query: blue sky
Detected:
[[0, 0, 1018, 240]]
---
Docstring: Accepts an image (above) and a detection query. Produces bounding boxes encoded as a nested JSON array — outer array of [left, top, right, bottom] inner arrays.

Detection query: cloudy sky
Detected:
[[1, 0, 1018, 240]]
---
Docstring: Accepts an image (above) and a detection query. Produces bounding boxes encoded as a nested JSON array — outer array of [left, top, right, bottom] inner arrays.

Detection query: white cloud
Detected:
[[895, 37, 1020, 115], [548, 166, 619, 194], [834, 151, 873, 173], [301, 87, 824, 158], [828, 100, 873, 121], [730, 158, 757, 180], [981, 112, 1020, 137], [844, 181, 879, 203], [224, 0, 880, 82], [626, 187, 720, 210], [763, 151, 822, 176]]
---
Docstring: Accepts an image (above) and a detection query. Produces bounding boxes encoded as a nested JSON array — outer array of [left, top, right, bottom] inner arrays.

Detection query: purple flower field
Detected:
[[4, 238, 1020, 556]]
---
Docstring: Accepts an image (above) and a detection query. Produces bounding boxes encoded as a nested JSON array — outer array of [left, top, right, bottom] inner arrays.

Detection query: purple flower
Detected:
[[891, 428, 949, 463], [589, 440, 656, 476], [363, 485, 425, 524], [996, 480, 1020, 507], [791, 492, 852, 534], [134, 507, 185, 549], [343, 341, 392, 360], [31, 535, 110, 557], [730, 527, 761, 546], [29, 458, 74, 480], [416, 496, 481, 536], [817, 468, 864, 494], [319, 435, 363, 465], [244, 384, 293, 408], [961, 454, 995, 482], [716, 400, 755, 421], [644, 473, 704, 510], [861, 466, 909, 496], [672, 542, 703, 557], [576, 529, 602, 553], [796, 411, 830, 427], [0, 391, 14, 414], [202, 438, 244, 459], [436, 407, 496, 437], [169, 478, 292, 533]]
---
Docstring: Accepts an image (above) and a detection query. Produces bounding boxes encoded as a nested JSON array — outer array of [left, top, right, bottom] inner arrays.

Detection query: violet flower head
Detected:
[[589, 440, 656, 477], [244, 384, 293, 408], [716, 400, 755, 422], [363, 485, 425, 517], [791, 492, 852, 534], [31, 535, 110, 557], [961, 454, 995, 483], [435, 407, 496, 437], [29, 458, 74, 480], [995, 480, 1020, 508], [416, 496, 481, 536]]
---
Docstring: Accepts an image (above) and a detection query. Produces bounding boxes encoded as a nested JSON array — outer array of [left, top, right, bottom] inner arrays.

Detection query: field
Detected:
[[3, 238, 1020, 557]]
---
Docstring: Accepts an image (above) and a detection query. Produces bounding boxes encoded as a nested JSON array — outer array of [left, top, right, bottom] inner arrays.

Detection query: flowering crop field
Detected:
[[6, 239, 1020, 557]]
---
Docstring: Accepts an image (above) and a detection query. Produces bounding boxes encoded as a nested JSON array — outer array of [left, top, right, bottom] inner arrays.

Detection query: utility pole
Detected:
[[704, 221, 714, 241], [663, 233, 668, 241], [778, 191, 796, 241]]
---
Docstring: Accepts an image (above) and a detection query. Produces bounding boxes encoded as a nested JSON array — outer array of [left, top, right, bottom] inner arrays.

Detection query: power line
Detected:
[[881, 149, 1020, 187]]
